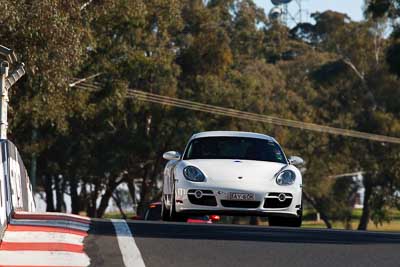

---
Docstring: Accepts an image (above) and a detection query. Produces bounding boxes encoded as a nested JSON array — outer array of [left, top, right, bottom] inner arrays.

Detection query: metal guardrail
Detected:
[[0, 140, 36, 240], [0, 46, 29, 239]]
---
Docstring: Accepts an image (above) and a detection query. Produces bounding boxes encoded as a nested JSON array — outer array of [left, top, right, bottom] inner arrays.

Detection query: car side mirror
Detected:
[[163, 151, 181, 161], [288, 156, 304, 166]]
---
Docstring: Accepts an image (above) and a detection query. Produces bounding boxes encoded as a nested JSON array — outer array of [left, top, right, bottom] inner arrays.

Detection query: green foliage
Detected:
[[365, 0, 397, 19], [1, 1, 400, 225], [0, 1, 86, 131]]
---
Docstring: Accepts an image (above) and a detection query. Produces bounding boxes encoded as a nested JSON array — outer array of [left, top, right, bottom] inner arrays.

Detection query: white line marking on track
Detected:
[[111, 219, 146, 267], [2, 231, 84, 245], [0, 251, 90, 266]]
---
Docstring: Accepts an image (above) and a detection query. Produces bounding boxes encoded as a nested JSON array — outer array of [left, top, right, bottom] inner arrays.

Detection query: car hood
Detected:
[[183, 159, 287, 187]]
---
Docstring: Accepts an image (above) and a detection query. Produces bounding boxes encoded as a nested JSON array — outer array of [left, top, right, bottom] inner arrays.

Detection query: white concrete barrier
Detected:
[[0, 140, 35, 238]]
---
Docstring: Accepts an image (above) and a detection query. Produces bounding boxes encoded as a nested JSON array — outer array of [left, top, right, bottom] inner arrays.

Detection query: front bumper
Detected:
[[174, 181, 302, 217]]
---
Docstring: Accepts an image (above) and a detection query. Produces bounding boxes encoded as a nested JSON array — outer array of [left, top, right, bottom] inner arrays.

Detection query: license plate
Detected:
[[229, 192, 255, 201]]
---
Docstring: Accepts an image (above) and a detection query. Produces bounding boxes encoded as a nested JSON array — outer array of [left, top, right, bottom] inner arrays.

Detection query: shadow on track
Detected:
[[90, 219, 400, 245]]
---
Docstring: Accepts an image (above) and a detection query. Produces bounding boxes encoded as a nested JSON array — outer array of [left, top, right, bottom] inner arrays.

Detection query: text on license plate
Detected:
[[229, 193, 255, 201]]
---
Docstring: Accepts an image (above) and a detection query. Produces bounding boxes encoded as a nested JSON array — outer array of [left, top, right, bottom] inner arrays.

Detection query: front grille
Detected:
[[264, 197, 292, 208], [188, 195, 217, 206], [188, 189, 217, 206], [221, 200, 260, 208]]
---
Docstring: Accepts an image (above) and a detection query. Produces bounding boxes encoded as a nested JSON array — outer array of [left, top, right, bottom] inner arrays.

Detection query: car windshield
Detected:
[[183, 137, 287, 164]]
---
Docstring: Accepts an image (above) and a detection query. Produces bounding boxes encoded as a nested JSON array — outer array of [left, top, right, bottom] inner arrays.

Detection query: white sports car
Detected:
[[161, 131, 304, 227]]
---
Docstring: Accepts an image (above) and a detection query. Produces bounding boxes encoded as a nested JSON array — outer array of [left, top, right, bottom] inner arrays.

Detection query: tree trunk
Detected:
[[44, 175, 55, 212], [70, 176, 80, 214], [96, 178, 121, 218], [87, 183, 99, 218], [137, 168, 150, 217], [127, 179, 137, 211], [55, 175, 65, 212], [358, 177, 372, 230], [112, 192, 127, 220], [345, 185, 360, 230], [139, 156, 163, 214], [302, 190, 333, 229], [80, 182, 88, 215], [318, 210, 333, 229]]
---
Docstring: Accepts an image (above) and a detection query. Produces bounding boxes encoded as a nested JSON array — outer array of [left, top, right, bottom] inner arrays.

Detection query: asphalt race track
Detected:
[[85, 219, 400, 267]]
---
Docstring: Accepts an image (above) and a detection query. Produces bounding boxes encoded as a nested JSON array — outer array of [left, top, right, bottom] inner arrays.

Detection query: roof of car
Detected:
[[190, 131, 276, 142]]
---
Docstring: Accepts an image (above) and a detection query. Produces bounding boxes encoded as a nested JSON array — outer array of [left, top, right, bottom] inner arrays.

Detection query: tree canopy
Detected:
[[1, 0, 400, 230]]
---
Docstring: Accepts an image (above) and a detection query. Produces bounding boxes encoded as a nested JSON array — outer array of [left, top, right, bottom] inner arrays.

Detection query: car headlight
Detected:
[[276, 170, 296, 185], [183, 166, 206, 182]]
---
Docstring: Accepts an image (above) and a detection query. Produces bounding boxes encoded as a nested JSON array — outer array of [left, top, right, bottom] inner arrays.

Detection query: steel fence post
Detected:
[[0, 61, 9, 140]]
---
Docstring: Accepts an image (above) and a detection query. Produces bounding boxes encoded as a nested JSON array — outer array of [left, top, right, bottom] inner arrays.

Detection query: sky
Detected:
[[253, 0, 365, 24]]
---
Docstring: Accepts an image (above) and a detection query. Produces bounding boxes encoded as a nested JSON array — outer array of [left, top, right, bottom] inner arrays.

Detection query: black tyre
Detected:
[[169, 195, 188, 222], [161, 197, 170, 221]]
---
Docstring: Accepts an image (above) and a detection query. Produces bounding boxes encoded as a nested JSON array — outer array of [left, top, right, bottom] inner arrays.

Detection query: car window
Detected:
[[184, 137, 286, 164]]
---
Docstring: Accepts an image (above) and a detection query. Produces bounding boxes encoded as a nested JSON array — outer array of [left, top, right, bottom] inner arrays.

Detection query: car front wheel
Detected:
[[161, 197, 171, 221], [168, 192, 188, 222]]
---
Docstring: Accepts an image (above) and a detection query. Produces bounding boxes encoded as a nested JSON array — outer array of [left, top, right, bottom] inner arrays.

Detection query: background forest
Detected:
[[1, 0, 400, 230]]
